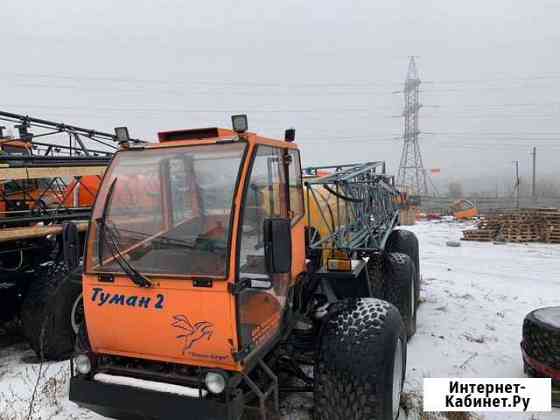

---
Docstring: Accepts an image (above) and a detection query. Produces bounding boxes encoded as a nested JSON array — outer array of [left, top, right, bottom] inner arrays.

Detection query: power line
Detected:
[[8, 104, 560, 120], [0, 103, 395, 114], [3, 71, 560, 97], [0, 71, 402, 88], [424, 130, 560, 136], [4, 69, 560, 87]]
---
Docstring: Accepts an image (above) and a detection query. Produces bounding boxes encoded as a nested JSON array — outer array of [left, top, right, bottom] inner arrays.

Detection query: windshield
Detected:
[[87, 142, 246, 277]]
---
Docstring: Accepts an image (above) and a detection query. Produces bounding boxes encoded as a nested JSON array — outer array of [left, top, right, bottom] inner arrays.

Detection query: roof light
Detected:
[[231, 114, 248, 134], [16, 124, 33, 142], [114, 126, 130, 145], [284, 128, 296, 143]]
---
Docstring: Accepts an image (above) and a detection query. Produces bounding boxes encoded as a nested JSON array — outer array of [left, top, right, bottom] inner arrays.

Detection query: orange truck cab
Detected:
[[70, 122, 307, 418], [69, 117, 413, 420]]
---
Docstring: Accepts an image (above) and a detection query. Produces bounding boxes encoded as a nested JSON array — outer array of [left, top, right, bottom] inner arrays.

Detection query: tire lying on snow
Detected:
[[21, 261, 83, 361], [369, 252, 417, 338], [315, 298, 407, 420], [522, 306, 560, 377], [386, 229, 420, 312]]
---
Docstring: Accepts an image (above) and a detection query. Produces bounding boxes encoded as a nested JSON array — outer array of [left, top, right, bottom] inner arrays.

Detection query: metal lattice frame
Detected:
[[0, 110, 143, 226], [396, 57, 429, 196], [0, 110, 143, 156], [304, 161, 400, 253]]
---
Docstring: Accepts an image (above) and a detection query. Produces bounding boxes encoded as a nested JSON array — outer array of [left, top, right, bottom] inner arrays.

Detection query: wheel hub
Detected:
[[71, 293, 84, 334]]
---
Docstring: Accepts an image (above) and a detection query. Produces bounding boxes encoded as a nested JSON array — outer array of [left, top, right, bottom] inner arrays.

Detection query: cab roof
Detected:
[[146, 127, 297, 150], [157, 127, 235, 143]]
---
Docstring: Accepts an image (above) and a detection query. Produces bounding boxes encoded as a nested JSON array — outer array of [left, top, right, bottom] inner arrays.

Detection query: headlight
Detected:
[[75, 354, 92, 375], [204, 371, 226, 394]]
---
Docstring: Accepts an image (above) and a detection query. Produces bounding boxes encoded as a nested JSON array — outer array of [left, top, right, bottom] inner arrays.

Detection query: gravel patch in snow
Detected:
[[403, 221, 560, 420]]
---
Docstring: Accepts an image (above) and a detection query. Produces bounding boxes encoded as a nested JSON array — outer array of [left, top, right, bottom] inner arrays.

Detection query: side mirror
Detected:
[[263, 218, 292, 274]]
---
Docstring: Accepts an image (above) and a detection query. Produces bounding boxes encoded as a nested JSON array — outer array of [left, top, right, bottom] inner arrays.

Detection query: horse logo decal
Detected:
[[171, 315, 213, 354]]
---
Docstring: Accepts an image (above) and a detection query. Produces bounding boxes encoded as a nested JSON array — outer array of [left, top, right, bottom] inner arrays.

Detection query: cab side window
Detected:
[[237, 145, 290, 350], [239, 146, 287, 275]]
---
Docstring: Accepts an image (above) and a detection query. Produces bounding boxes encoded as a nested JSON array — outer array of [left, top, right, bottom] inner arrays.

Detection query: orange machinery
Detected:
[[69, 116, 412, 420], [0, 111, 122, 362], [451, 199, 479, 220], [0, 138, 103, 216]]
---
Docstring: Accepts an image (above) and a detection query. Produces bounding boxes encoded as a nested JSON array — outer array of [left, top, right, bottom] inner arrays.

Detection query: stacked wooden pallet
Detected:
[[541, 209, 560, 244], [463, 218, 500, 242], [462, 208, 560, 243], [399, 208, 417, 226]]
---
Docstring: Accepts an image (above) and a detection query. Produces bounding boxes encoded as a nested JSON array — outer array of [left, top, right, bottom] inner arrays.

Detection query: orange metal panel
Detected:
[[454, 208, 479, 220], [82, 129, 303, 372], [83, 275, 241, 371]]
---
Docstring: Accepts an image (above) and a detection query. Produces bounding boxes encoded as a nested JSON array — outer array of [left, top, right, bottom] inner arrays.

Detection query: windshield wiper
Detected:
[[96, 178, 117, 264], [96, 178, 153, 288], [104, 223, 153, 288]]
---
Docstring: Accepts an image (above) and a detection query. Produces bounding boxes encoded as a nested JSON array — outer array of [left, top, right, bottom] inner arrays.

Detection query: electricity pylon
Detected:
[[396, 57, 429, 195]]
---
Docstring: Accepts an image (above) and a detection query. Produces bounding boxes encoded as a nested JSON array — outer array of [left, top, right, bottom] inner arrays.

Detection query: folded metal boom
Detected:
[[304, 161, 400, 253]]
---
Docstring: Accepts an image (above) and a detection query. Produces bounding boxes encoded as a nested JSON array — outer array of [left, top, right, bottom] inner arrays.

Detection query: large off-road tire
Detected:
[[386, 229, 420, 311], [522, 307, 560, 378], [21, 261, 83, 360], [314, 298, 407, 420], [369, 252, 416, 338]]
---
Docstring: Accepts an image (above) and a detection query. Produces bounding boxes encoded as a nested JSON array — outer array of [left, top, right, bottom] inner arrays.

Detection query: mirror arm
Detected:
[[229, 276, 273, 295]]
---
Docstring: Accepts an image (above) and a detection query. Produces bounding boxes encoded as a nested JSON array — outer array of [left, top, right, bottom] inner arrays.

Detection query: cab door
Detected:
[[236, 145, 291, 354]]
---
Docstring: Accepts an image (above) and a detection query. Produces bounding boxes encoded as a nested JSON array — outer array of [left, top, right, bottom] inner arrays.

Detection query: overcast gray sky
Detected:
[[2, 0, 560, 192]]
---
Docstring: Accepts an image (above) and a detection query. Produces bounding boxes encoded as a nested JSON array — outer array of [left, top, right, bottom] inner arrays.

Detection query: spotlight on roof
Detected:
[[284, 128, 296, 143], [114, 127, 130, 145], [231, 114, 248, 134]]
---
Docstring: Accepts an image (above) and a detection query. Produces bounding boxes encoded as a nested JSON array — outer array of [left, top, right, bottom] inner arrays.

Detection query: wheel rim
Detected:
[[392, 338, 404, 419], [71, 294, 84, 334]]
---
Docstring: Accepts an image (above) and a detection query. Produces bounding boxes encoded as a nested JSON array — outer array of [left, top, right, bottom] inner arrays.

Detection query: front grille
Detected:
[[96, 354, 204, 389]]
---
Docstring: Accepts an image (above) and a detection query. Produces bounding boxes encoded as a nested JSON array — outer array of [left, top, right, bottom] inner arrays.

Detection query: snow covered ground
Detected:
[[0, 220, 558, 419], [403, 221, 560, 420]]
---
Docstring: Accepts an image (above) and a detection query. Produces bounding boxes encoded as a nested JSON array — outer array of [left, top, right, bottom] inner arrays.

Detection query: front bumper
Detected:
[[69, 374, 244, 420]]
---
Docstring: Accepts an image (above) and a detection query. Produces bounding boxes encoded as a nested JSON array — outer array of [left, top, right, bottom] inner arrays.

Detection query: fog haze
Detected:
[[2, 1, 560, 191]]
